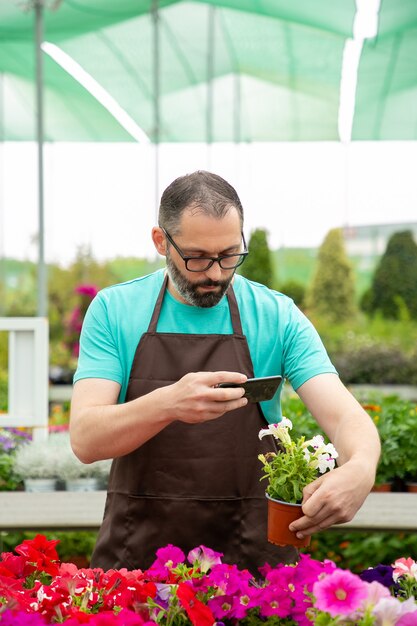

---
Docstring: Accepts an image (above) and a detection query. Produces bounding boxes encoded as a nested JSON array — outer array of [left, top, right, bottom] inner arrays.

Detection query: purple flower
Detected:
[[359, 564, 396, 589]]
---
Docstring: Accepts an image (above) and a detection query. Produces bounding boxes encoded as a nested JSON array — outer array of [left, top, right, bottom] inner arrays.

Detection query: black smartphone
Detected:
[[218, 375, 283, 403]]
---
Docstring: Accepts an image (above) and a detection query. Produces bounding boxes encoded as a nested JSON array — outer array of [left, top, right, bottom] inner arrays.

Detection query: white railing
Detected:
[[0, 317, 49, 440], [0, 492, 415, 532]]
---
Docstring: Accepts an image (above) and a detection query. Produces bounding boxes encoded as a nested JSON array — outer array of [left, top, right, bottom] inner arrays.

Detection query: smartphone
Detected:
[[218, 375, 283, 403]]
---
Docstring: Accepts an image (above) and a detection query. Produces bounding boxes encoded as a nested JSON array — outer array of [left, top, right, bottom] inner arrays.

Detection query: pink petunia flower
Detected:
[[187, 545, 223, 573], [362, 580, 391, 608], [372, 596, 417, 625], [397, 611, 417, 625], [313, 569, 368, 617], [393, 557, 417, 582]]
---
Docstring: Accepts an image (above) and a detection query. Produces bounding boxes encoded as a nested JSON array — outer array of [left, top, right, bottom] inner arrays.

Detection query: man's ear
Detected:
[[152, 227, 167, 256]]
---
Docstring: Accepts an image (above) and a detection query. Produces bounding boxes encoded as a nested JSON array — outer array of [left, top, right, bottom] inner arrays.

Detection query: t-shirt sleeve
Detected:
[[73, 292, 123, 385], [282, 302, 337, 391]]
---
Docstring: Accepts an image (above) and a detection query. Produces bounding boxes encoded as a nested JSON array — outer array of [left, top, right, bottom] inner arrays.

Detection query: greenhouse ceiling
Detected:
[[0, 0, 416, 142]]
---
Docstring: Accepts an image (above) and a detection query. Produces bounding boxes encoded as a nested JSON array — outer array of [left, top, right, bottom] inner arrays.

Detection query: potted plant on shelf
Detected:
[[367, 397, 417, 492], [12, 434, 64, 491], [258, 417, 338, 548]]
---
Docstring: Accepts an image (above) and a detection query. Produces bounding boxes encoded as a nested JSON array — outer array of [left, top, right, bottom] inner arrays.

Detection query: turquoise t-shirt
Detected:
[[74, 269, 337, 423]]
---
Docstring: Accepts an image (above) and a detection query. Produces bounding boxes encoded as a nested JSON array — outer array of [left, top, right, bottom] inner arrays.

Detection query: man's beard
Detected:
[[166, 250, 234, 308]]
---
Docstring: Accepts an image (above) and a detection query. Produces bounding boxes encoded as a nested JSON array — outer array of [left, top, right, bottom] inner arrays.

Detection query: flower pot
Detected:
[[266, 494, 311, 548], [406, 482, 417, 493], [372, 482, 393, 492], [24, 478, 58, 492], [65, 478, 101, 492]]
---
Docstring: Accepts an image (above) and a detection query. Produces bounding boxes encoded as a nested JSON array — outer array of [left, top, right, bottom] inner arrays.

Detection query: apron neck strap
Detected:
[[148, 273, 244, 335]]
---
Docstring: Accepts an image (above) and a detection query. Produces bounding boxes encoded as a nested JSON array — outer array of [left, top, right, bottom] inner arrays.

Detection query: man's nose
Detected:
[[204, 260, 223, 281]]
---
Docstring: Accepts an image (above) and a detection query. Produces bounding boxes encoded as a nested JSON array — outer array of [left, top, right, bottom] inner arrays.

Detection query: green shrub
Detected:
[[239, 228, 277, 289], [332, 345, 417, 385], [278, 280, 306, 308], [306, 228, 357, 323], [364, 230, 417, 319], [309, 530, 417, 572]]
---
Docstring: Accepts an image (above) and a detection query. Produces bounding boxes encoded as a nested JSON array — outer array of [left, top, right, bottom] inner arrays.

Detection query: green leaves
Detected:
[[261, 439, 319, 504]]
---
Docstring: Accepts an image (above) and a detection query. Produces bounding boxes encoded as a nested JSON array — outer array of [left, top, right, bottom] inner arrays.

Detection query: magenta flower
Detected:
[[313, 569, 368, 617], [145, 544, 185, 580], [256, 585, 293, 618], [208, 563, 253, 595], [0, 611, 47, 625], [397, 611, 417, 625], [75, 284, 99, 297]]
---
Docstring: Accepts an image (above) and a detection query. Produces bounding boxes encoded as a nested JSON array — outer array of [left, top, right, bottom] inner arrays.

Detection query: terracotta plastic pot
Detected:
[[406, 482, 417, 493], [371, 482, 393, 493], [266, 494, 311, 548]]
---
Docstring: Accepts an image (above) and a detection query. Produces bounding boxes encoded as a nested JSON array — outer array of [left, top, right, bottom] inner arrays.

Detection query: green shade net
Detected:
[[352, 0, 417, 140], [0, 0, 355, 142]]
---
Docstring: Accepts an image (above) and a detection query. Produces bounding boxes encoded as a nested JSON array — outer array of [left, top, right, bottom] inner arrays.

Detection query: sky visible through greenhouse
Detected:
[[0, 0, 416, 266]]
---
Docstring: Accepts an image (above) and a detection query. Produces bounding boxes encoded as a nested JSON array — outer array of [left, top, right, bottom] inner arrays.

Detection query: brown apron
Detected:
[[91, 276, 297, 574]]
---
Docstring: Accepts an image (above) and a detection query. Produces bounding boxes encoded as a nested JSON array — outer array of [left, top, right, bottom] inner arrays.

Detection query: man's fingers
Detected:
[[289, 513, 341, 538]]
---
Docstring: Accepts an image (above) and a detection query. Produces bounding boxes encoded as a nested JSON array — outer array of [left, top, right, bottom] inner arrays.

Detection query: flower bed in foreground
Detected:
[[1, 536, 417, 625]]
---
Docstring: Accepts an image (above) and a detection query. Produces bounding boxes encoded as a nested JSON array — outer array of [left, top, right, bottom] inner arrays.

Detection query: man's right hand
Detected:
[[160, 371, 248, 424]]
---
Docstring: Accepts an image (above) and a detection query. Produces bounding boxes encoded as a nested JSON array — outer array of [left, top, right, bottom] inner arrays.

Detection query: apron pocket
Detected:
[[124, 495, 242, 570]]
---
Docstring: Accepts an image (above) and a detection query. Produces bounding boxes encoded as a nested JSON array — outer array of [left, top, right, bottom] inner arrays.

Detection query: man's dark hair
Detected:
[[158, 170, 244, 235]]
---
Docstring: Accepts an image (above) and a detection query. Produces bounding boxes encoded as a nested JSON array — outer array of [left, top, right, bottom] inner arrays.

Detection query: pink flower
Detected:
[[393, 557, 417, 582], [362, 580, 391, 608], [145, 544, 185, 580], [397, 611, 417, 625], [187, 545, 223, 573], [313, 569, 368, 617], [372, 597, 417, 625], [75, 284, 98, 298]]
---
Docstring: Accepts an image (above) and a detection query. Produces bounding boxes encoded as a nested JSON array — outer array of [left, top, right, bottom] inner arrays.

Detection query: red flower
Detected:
[[14, 535, 60, 579], [177, 581, 214, 626], [15, 535, 59, 564], [0, 553, 27, 579]]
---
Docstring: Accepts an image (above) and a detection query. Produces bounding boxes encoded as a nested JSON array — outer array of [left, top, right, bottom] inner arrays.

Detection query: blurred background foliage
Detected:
[[1, 227, 417, 386], [1, 227, 417, 569]]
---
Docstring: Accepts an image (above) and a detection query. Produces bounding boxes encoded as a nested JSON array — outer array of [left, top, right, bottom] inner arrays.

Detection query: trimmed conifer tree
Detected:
[[239, 228, 276, 288], [307, 228, 356, 322], [365, 230, 417, 319]]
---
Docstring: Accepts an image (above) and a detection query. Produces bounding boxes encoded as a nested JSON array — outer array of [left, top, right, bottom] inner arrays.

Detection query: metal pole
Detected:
[[152, 0, 160, 219], [35, 0, 47, 317], [233, 73, 241, 143], [206, 5, 215, 168]]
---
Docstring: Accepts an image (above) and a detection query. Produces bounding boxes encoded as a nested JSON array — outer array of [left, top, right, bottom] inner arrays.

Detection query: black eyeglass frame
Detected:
[[161, 227, 248, 272]]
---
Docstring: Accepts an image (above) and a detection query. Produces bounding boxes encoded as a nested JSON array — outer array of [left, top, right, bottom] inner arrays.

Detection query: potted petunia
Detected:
[[258, 417, 338, 548]]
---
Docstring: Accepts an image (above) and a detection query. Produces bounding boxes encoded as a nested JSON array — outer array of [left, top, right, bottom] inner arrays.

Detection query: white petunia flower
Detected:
[[259, 418, 293, 446]]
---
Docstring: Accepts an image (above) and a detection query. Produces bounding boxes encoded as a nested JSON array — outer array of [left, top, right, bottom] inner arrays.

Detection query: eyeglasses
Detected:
[[161, 228, 248, 272]]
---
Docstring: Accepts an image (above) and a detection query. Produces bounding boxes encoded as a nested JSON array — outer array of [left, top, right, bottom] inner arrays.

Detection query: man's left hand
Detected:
[[288, 461, 374, 538]]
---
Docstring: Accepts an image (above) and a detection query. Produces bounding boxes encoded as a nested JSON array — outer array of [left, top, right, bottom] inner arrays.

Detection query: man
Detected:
[[70, 170, 380, 574]]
